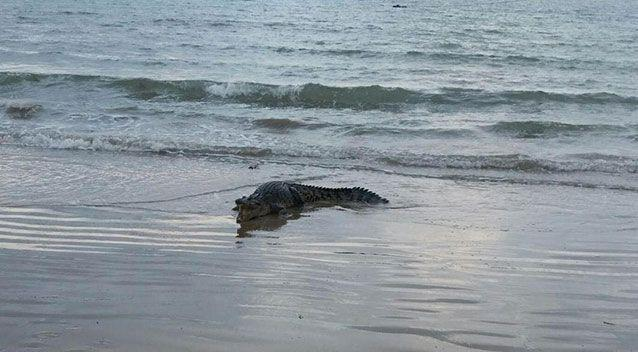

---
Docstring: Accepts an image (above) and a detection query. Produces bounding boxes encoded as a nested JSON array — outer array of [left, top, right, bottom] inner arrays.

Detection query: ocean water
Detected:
[[1, 0, 637, 191]]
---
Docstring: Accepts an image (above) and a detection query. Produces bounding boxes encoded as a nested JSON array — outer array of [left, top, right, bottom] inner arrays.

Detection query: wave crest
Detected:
[[0, 130, 271, 157], [2, 72, 637, 110], [207, 82, 417, 109]]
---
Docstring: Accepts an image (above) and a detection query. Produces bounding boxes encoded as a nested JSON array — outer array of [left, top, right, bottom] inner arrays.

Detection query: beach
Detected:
[[1, 145, 637, 351], [2, 0, 638, 350]]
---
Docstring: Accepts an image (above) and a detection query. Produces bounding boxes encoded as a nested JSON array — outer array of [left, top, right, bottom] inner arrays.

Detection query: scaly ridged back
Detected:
[[290, 183, 388, 204], [249, 181, 304, 208]]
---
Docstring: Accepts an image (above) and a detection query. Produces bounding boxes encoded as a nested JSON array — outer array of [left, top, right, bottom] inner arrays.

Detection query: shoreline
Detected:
[[1, 145, 637, 351]]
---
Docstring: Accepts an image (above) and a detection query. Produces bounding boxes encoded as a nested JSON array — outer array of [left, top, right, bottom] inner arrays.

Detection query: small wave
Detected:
[[406, 50, 427, 57], [0, 46, 40, 55], [0, 72, 101, 86], [211, 83, 638, 109], [485, 121, 627, 138], [3, 102, 42, 119], [274, 47, 296, 53], [410, 51, 499, 62], [569, 153, 638, 163], [273, 46, 380, 57], [264, 21, 296, 27], [58, 10, 98, 15], [16, 16, 38, 23], [2, 72, 637, 110], [437, 42, 463, 49], [66, 52, 121, 61], [0, 72, 43, 85], [142, 61, 167, 67], [179, 43, 203, 49], [379, 153, 638, 173], [341, 127, 475, 138], [104, 106, 140, 113], [2, 129, 636, 174], [435, 88, 638, 107], [497, 90, 637, 105], [0, 130, 271, 158], [100, 22, 125, 28], [407, 51, 601, 67], [505, 55, 541, 63], [152, 18, 189, 26], [206, 82, 417, 109], [254, 118, 305, 129], [252, 118, 332, 131], [312, 48, 375, 57], [439, 174, 638, 193], [482, 28, 505, 34], [205, 20, 234, 27], [111, 78, 209, 101]]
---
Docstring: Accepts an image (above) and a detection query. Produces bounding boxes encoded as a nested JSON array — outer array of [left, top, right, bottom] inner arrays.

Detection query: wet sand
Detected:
[[1, 146, 637, 352]]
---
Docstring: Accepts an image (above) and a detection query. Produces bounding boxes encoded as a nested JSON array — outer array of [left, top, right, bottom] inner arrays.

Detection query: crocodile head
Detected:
[[234, 197, 272, 223]]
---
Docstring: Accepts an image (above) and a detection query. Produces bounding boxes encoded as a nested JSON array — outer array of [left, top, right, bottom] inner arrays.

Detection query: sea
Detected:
[[1, 0, 637, 191]]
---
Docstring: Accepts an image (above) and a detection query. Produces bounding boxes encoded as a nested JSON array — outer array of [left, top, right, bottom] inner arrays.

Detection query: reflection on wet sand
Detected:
[[236, 211, 302, 237], [0, 198, 637, 352]]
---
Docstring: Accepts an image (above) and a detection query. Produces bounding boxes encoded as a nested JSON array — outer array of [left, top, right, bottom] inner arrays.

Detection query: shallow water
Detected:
[[1, 147, 638, 351]]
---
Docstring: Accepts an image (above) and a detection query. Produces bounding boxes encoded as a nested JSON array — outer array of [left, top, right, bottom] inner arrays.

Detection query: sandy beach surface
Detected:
[[1, 145, 637, 352]]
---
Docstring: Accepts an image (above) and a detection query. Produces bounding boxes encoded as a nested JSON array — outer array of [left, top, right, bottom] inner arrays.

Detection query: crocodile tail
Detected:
[[293, 184, 388, 204], [339, 187, 389, 204]]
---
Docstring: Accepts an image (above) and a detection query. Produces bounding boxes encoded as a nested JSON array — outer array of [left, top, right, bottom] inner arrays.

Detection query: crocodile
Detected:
[[234, 181, 388, 223]]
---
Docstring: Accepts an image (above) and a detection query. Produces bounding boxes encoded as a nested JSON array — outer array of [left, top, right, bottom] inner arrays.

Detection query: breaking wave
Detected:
[[2, 72, 637, 110], [2, 129, 636, 174], [251, 118, 475, 137], [0, 130, 271, 158], [206, 82, 638, 110], [206, 82, 417, 109]]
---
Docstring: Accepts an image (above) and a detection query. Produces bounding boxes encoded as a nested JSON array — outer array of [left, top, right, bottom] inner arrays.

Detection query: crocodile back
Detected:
[[249, 181, 304, 208], [290, 183, 388, 204]]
